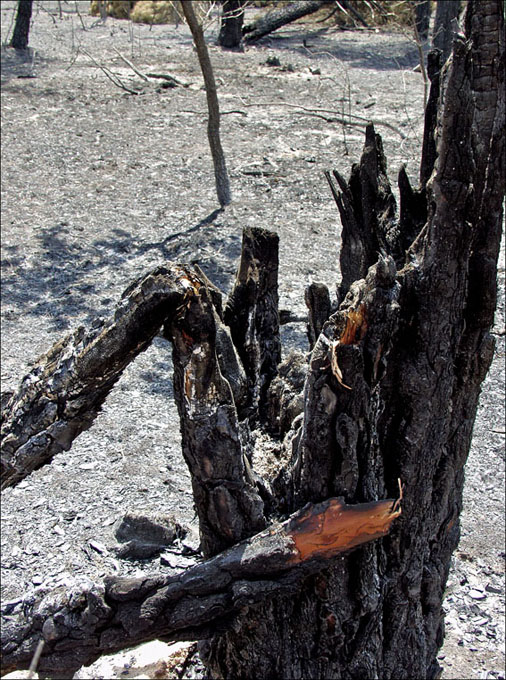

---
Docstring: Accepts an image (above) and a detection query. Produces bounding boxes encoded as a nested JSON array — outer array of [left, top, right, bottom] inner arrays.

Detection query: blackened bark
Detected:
[[165, 275, 266, 557], [397, 164, 427, 257], [206, 2, 504, 679], [224, 227, 281, 422], [432, 0, 461, 63], [218, 0, 245, 49], [420, 49, 443, 188], [326, 124, 398, 304], [243, 0, 331, 44], [9, 0, 33, 50]]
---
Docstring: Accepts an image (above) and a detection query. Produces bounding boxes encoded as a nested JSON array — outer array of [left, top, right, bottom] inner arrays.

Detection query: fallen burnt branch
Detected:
[[81, 48, 139, 95], [0, 490, 402, 675], [243, 0, 331, 44]]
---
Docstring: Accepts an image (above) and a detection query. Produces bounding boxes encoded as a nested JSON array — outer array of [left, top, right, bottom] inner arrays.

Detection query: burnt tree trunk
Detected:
[[205, 1, 505, 678], [9, 0, 33, 50], [0, 2, 503, 678], [414, 0, 431, 42], [217, 0, 245, 50], [432, 0, 461, 63]]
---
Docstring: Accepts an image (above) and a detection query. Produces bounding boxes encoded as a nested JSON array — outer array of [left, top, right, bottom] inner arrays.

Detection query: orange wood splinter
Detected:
[[287, 480, 403, 563]]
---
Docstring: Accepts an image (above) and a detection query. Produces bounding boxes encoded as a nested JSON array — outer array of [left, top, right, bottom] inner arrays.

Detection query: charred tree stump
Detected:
[[0, 2, 504, 679], [205, 2, 505, 679], [217, 0, 245, 50]]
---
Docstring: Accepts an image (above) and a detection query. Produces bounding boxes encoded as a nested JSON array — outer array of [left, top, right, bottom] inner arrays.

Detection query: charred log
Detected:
[[243, 1, 331, 44]]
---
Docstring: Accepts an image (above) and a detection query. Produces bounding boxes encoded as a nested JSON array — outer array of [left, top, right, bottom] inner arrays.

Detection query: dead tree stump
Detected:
[[1, 2, 504, 678]]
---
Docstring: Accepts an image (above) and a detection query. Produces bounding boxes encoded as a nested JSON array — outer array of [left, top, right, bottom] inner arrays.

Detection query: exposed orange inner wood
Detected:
[[339, 304, 368, 345], [287, 482, 402, 563]]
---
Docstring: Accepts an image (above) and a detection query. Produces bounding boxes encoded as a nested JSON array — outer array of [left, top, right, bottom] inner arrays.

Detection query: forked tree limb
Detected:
[[0, 491, 402, 675], [0, 264, 245, 492], [0, 266, 194, 489]]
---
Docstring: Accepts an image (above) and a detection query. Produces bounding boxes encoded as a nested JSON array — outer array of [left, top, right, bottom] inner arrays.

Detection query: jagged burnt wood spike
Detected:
[[420, 48, 443, 189], [305, 282, 331, 350], [356, 124, 399, 263], [328, 124, 400, 304], [224, 227, 281, 422], [0, 489, 402, 675], [165, 275, 266, 557], [397, 164, 428, 255], [0, 265, 197, 490], [324, 169, 340, 208]]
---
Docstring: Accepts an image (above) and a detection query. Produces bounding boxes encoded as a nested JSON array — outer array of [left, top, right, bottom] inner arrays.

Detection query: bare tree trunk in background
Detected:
[[414, 0, 431, 41], [9, 0, 33, 50], [181, 1, 231, 207], [218, 0, 245, 50], [97, 0, 107, 22], [433, 0, 461, 63]]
